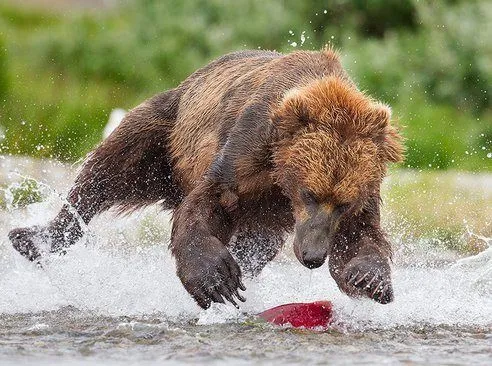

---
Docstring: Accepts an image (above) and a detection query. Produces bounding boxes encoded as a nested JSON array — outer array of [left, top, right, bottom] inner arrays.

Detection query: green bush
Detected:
[[0, 34, 8, 100], [1, 178, 44, 209], [0, 0, 490, 170], [396, 96, 488, 170]]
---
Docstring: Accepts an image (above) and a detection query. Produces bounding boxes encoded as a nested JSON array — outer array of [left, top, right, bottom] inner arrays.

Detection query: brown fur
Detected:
[[273, 75, 403, 209], [9, 49, 403, 308]]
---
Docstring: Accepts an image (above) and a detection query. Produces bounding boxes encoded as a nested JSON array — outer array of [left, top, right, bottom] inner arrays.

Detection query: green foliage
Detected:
[[345, 1, 491, 115], [297, 0, 417, 41], [0, 34, 7, 99], [0, 3, 57, 29], [397, 97, 489, 170], [1, 178, 44, 209], [0, 0, 490, 170]]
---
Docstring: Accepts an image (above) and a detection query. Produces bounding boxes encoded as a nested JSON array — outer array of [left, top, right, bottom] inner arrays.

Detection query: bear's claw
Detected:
[[342, 254, 394, 304], [175, 236, 246, 309]]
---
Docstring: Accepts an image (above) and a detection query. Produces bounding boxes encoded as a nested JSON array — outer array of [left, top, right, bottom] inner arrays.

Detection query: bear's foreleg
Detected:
[[170, 102, 277, 308], [328, 197, 394, 304], [170, 180, 246, 309], [207, 102, 274, 197]]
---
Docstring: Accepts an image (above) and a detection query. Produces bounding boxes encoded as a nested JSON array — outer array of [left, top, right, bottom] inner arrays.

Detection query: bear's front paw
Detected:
[[342, 254, 394, 304], [175, 237, 246, 309]]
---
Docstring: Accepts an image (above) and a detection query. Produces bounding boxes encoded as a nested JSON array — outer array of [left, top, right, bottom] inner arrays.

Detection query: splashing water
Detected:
[[0, 164, 491, 365], [1, 207, 490, 326]]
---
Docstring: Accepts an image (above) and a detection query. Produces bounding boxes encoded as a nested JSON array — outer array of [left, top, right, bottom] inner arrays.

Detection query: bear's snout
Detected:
[[293, 226, 331, 269], [300, 247, 328, 269], [293, 208, 334, 269]]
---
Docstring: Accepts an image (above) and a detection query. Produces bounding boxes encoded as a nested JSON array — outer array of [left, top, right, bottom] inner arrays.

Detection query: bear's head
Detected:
[[272, 76, 403, 269]]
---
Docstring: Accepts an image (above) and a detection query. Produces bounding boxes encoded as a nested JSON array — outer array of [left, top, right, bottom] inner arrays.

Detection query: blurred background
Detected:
[[0, 0, 490, 253], [0, 0, 490, 168]]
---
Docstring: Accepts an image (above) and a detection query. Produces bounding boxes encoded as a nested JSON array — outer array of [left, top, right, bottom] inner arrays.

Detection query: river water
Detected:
[[0, 158, 491, 365]]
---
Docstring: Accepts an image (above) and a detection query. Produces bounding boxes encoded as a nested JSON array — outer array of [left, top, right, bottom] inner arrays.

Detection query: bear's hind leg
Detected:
[[9, 89, 182, 261]]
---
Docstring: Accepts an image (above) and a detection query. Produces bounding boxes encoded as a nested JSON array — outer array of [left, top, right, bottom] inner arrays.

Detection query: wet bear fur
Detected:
[[9, 48, 404, 308]]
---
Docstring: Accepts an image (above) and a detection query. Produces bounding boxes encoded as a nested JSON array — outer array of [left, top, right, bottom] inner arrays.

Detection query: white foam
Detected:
[[1, 193, 491, 330]]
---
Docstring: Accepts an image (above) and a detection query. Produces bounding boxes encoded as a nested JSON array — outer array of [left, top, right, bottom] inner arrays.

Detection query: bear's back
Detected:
[[169, 49, 347, 191]]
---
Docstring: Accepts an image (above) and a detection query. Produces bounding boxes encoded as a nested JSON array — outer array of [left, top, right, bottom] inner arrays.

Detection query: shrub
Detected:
[[0, 0, 489, 171]]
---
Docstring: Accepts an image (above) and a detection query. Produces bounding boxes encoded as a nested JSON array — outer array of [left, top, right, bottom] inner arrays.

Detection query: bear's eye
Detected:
[[300, 189, 318, 207]]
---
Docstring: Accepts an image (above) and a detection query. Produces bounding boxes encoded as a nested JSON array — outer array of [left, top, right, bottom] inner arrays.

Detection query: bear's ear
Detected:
[[272, 89, 311, 139], [366, 103, 392, 135], [381, 124, 405, 163], [368, 103, 404, 163]]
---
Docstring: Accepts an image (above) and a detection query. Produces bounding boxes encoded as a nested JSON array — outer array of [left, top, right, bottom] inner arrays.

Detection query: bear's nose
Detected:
[[302, 249, 327, 269]]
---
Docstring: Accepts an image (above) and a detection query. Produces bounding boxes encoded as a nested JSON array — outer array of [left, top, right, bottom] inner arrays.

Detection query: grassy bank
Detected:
[[382, 170, 491, 254]]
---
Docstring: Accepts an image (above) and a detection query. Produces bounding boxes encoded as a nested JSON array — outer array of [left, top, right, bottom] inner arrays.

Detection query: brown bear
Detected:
[[9, 48, 403, 309]]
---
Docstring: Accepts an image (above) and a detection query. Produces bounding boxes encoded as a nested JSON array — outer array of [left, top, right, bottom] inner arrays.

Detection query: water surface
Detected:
[[0, 162, 491, 365]]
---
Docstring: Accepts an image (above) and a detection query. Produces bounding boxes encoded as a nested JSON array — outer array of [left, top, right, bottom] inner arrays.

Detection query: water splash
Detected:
[[1, 187, 491, 331]]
